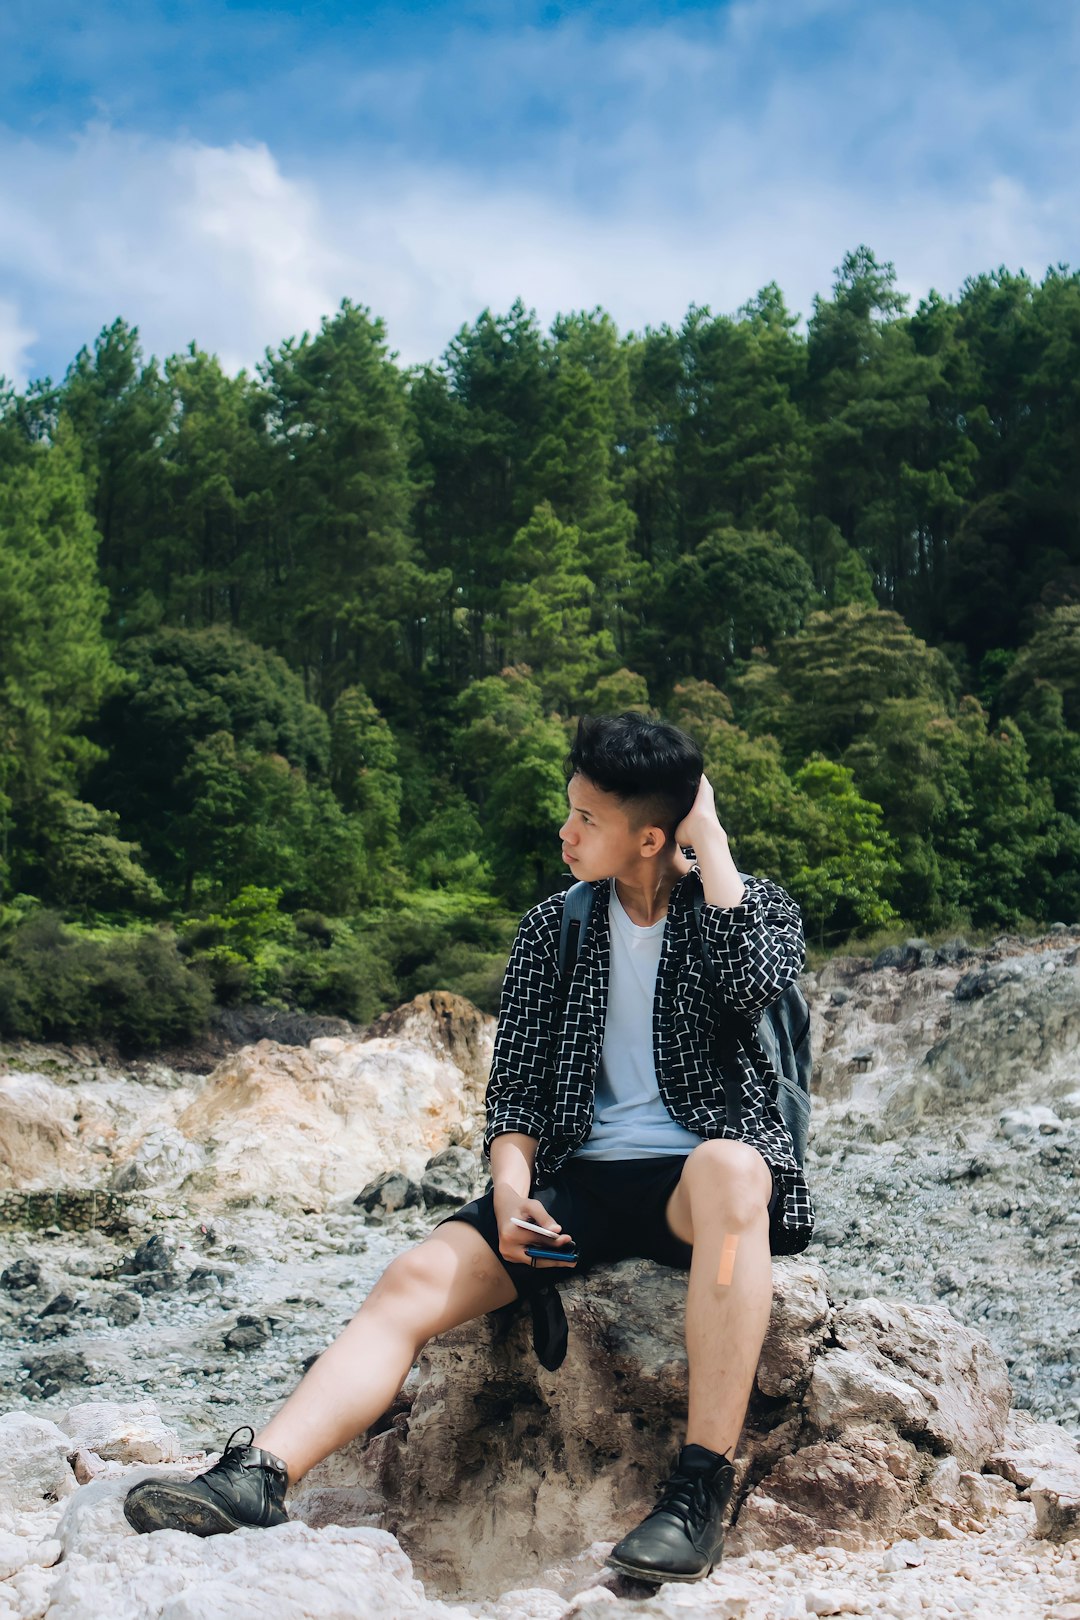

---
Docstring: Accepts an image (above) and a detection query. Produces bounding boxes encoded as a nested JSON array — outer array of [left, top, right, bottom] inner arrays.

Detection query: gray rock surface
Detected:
[[292, 1257, 1028, 1596], [803, 928, 1080, 1435], [1, 937, 1078, 1616]]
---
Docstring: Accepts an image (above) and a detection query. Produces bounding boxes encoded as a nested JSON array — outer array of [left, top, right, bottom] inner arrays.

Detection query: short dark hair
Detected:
[[567, 712, 702, 847]]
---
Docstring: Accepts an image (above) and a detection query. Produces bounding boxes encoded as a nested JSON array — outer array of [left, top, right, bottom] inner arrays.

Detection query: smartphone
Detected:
[[525, 1243, 579, 1263]]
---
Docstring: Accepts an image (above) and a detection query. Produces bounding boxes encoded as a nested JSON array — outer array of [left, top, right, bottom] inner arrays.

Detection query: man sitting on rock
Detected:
[[124, 711, 813, 1585]]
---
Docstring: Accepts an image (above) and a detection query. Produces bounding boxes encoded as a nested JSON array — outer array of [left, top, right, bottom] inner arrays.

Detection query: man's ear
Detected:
[[639, 825, 668, 860]]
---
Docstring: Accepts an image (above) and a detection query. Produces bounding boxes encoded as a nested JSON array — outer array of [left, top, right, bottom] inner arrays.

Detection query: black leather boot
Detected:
[[124, 1427, 290, 1537], [606, 1443, 736, 1583]]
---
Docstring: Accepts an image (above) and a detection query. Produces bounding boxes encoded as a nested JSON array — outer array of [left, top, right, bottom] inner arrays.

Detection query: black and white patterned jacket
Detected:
[[484, 865, 814, 1255]]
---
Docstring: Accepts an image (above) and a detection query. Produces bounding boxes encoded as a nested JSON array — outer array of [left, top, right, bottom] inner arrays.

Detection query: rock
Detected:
[[50, 1474, 470, 1620], [0, 1411, 77, 1511], [998, 1105, 1065, 1141], [120, 1234, 177, 1274], [735, 1434, 919, 1553], [110, 1126, 206, 1191], [294, 1258, 1014, 1595], [820, 1297, 1010, 1468], [872, 947, 906, 971], [25, 1311, 75, 1341], [20, 1344, 130, 1395], [880, 1538, 925, 1570], [224, 1313, 272, 1350], [212, 1003, 360, 1049], [954, 961, 1026, 1001], [805, 1590, 862, 1616], [363, 991, 494, 1090], [2, 1257, 43, 1293], [104, 1291, 142, 1326], [807, 1348, 931, 1438], [175, 998, 491, 1212], [0, 1528, 61, 1581], [131, 1268, 180, 1296], [425, 1145, 480, 1176], [40, 1290, 79, 1317], [187, 1265, 230, 1293], [754, 1262, 830, 1398], [933, 937, 972, 965], [420, 1149, 480, 1209], [60, 1399, 180, 1465], [355, 1170, 424, 1216], [986, 1409, 1080, 1488], [0, 1072, 84, 1187], [1030, 1474, 1080, 1541], [986, 1410, 1080, 1542], [21, 1348, 93, 1389]]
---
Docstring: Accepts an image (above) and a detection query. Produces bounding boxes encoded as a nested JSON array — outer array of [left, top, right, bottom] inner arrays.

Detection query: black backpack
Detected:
[[557, 873, 812, 1166]]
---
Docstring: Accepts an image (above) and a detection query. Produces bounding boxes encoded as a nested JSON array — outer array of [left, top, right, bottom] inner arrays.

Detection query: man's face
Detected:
[[558, 773, 664, 882]]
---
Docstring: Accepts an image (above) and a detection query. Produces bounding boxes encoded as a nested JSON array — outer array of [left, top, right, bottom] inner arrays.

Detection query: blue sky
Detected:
[[1, 0, 1077, 384]]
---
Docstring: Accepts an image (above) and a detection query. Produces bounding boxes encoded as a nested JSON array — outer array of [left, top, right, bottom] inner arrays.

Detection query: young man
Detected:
[[124, 712, 812, 1586]]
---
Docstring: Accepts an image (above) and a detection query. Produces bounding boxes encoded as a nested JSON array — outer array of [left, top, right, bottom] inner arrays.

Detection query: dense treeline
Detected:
[[1, 248, 1078, 1044]]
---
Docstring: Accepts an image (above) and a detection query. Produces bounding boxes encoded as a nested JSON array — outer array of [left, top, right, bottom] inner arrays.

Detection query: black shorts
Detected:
[[439, 1152, 777, 1304]]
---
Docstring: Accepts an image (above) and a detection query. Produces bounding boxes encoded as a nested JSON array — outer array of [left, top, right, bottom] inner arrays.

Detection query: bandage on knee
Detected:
[[716, 1234, 739, 1286]]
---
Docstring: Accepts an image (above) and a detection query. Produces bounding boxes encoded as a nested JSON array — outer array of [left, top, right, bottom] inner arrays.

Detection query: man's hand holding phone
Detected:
[[492, 1185, 578, 1268]]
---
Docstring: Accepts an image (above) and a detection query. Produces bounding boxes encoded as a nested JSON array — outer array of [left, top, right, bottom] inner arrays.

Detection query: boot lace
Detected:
[[649, 1467, 710, 1533], [215, 1426, 257, 1474]]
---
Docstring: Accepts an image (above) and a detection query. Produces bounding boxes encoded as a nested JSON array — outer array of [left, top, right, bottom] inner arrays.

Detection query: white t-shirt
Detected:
[[574, 881, 704, 1160]]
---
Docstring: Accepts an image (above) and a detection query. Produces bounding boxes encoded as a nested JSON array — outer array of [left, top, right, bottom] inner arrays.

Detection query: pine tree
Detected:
[[0, 429, 116, 891]]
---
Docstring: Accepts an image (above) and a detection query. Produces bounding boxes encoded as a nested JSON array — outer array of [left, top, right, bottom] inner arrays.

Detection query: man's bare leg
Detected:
[[254, 1221, 517, 1482], [663, 1140, 774, 1456]]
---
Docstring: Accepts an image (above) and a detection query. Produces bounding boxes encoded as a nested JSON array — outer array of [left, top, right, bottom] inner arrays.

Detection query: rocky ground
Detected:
[[802, 926, 1080, 1438], [805, 1104, 1079, 1436], [0, 934, 1078, 1616]]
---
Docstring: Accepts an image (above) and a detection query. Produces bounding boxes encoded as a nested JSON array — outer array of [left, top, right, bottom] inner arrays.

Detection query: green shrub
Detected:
[[280, 930, 397, 1024], [0, 912, 212, 1050]]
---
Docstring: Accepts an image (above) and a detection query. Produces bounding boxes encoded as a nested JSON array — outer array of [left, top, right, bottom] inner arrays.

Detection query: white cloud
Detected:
[[0, 297, 36, 388], [0, 126, 340, 376], [0, 16, 1078, 389]]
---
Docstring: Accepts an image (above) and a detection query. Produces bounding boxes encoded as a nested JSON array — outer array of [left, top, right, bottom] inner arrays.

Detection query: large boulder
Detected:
[[986, 1410, 1080, 1543], [806, 933, 1080, 1125], [0, 1074, 83, 1188], [45, 1491, 471, 1620], [59, 1400, 180, 1466], [363, 992, 494, 1091], [291, 1257, 1029, 1597], [0, 996, 495, 1213], [175, 997, 492, 1211]]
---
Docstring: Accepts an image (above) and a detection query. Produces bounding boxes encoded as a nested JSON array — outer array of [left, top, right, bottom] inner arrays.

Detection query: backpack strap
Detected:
[[558, 880, 596, 978], [690, 874, 753, 1135]]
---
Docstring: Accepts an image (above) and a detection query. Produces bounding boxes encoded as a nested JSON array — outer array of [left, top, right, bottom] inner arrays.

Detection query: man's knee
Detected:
[[368, 1224, 512, 1318], [681, 1141, 772, 1228]]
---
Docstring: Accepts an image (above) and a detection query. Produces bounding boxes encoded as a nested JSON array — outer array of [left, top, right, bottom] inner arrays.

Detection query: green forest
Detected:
[[2, 247, 1078, 1050]]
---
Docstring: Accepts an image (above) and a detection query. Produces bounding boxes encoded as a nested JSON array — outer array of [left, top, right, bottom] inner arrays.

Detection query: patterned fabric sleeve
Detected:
[[697, 875, 805, 1016], [483, 899, 562, 1155]]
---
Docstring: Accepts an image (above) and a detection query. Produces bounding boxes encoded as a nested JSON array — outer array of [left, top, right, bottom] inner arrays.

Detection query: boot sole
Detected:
[[124, 1483, 248, 1537], [605, 1553, 714, 1584]]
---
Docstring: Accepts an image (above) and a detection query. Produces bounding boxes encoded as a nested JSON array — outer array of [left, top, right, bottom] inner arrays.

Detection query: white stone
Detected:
[[880, 1539, 926, 1571], [43, 1515, 474, 1620], [998, 1105, 1065, 1141], [111, 1127, 207, 1192], [804, 1590, 864, 1616], [0, 1412, 77, 1513], [59, 1401, 180, 1466]]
